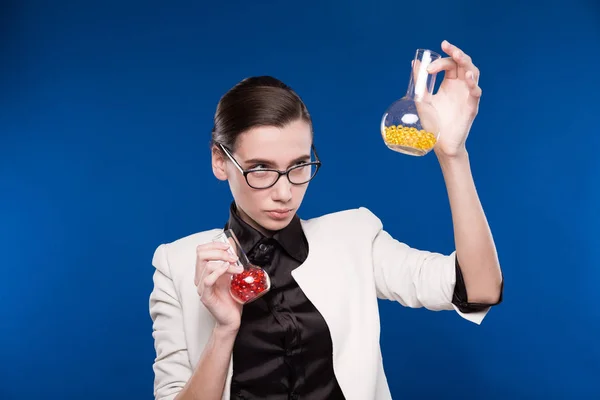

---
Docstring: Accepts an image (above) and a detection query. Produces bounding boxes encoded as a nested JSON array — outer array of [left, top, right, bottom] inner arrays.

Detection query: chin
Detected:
[[259, 214, 294, 232]]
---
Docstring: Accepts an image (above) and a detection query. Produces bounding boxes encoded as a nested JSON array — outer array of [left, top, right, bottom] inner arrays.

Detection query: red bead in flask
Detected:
[[229, 264, 271, 304], [212, 229, 271, 305]]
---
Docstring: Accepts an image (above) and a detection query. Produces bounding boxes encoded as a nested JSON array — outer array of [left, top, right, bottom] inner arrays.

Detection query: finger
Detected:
[[426, 57, 458, 79], [195, 250, 237, 285], [470, 85, 482, 99], [197, 248, 239, 264], [454, 53, 479, 82], [466, 71, 481, 93], [196, 242, 233, 265], [197, 241, 231, 252], [211, 236, 239, 253], [203, 262, 231, 289], [195, 246, 239, 286], [195, 260, 215, 287], [206, 260, 244, 275], [441, 39, 467, 61], [466, 71, 482, 108], [199, 262, 230, 299], [441, 40, 476, 80], [197, 261, 241, 288]]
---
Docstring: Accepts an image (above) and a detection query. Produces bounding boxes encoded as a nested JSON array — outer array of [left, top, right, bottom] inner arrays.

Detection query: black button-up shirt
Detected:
[[225, 202, 345, 399], [224, 202, 502, 399]]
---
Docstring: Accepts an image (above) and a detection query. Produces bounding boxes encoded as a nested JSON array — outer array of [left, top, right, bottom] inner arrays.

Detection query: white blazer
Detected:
[[149, 207, 490, 400]]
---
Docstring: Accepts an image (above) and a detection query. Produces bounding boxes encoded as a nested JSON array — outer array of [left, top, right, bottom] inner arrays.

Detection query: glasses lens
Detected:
[[289, 163, 318, 184], [246, 163, 319, 188], [247, 170, 280, 189]]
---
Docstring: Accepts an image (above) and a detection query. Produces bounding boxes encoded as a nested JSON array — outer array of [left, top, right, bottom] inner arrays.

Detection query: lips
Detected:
[[265, 209, 292, 220]]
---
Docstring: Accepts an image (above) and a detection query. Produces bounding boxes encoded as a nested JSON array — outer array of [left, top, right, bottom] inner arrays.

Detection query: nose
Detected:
[[271, 175, 293, 203]]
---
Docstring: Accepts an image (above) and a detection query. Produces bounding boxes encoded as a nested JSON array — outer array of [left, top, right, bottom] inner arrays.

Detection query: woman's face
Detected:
[[212, 119, 313, 235]]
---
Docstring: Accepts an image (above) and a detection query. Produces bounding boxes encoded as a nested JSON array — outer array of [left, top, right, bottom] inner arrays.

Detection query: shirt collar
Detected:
[[224, 201, 308, 263]]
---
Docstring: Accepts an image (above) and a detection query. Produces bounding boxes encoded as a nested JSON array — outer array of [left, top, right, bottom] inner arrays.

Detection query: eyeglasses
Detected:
[[219, 143, 322, 189]]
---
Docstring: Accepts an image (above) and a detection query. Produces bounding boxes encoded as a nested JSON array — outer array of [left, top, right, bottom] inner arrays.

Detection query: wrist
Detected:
[[213, 324, 239, 340], [435, 146, 469, 164]]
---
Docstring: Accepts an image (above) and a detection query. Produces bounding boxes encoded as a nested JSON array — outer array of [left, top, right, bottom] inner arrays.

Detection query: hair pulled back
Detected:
[[211, 76, 312, 151]]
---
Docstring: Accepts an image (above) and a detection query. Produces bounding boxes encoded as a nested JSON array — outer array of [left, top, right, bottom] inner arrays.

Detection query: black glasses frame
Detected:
[[218, 143, 322, 189]]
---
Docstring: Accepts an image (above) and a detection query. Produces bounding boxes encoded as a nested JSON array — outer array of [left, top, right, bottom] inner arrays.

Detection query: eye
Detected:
[[249, 164, 268, 170]]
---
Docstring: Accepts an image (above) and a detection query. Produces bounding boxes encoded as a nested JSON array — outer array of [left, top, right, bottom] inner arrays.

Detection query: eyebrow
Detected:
[[243, 154, 311, 168]]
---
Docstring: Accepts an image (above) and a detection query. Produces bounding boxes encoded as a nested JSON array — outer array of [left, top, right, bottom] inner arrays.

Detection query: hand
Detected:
[[426, 40, 483, 158], [194, 241, 244, 332]]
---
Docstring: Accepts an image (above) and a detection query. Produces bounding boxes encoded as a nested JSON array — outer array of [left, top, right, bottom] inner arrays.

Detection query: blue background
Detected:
[[1, 0, 599, 399]]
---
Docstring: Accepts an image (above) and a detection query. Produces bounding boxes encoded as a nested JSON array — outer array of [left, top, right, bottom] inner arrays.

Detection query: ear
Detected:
[[211, 145, 228, 181]]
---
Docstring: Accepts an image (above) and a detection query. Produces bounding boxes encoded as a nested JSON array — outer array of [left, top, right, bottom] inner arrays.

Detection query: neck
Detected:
[[405, 54, 437, 102], [235, 204, 275, 237]]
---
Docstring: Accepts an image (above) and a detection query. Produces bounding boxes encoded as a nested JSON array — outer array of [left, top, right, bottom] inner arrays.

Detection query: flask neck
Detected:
[[405, 49, 439, 102], [215, 229, 251, 267]]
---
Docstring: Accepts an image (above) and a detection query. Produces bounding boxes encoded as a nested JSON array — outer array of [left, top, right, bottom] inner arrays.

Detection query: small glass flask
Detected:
[[212, 229, 271, 304], [380, 49, 441, 156]]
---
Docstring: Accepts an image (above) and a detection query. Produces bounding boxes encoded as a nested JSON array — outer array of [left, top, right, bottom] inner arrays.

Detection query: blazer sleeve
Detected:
[[361, 208, 490, 325], [149, 244, 193, 400]]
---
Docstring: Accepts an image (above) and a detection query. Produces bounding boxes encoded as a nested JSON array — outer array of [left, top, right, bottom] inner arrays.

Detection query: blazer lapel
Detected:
[[291, 219, 338, 329], [292, 217, 376, 400], [291, 219, 350, 380]]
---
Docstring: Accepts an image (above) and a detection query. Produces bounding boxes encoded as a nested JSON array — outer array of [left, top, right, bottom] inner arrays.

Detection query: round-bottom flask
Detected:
[[212, 229, 271, 304], [381, 49, 441, 156]]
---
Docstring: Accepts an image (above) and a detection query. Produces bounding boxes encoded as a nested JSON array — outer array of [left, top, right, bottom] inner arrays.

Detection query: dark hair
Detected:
[[211, 76, 312, 151]]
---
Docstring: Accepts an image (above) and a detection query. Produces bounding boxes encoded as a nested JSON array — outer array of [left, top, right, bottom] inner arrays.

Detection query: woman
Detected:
[[149, 40, 504, 400]]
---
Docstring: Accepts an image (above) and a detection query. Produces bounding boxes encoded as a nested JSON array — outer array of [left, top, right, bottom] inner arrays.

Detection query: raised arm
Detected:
[[426, 39, 503, 304]]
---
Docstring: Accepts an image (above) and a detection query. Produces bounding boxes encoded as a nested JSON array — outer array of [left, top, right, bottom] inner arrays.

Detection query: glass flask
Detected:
[[212, 229, 271, 304], [380, 49, 441, 156]]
